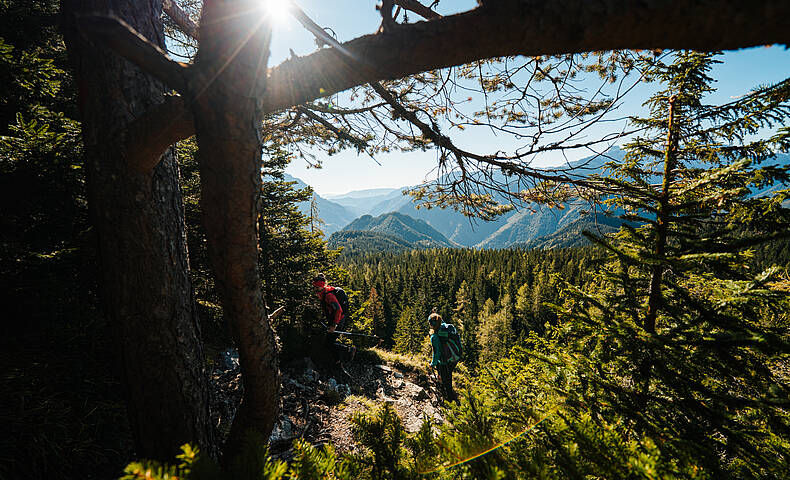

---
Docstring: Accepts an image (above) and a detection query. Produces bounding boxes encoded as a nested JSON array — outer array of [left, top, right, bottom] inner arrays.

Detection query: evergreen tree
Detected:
[[550, 51, 790, 476], [393, 306, 424, 356], [257, 144, 341, 356], [362, 286, 386, 339], [476, 296, 515, 365], [453, 280, 479, 369]]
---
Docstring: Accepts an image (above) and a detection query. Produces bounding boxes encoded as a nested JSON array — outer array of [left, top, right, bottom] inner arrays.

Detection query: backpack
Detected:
[[439, 323, 463, 363], [325, 286, 351, 318]]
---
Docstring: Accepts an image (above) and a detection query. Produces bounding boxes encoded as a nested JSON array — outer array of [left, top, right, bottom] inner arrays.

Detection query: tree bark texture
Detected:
[[191, 0, 280, 456], [61, 0, 214, 460]]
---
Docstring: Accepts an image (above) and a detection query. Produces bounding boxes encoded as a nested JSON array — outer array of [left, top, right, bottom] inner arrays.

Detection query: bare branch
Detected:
[[75, 13, 190, 93], [264, 0, 790, 114], [296, 106, 369, 150], [163, 0, 199, 40], [394, 0, 442, 20]]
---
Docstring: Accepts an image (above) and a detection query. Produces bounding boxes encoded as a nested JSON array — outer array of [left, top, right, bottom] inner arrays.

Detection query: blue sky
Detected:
[[267, 1, 790, 195]]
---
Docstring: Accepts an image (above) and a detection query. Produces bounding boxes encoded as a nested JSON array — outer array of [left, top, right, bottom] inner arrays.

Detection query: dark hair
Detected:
[[428, 312, 442, 325], [313, 273, 326, 283]]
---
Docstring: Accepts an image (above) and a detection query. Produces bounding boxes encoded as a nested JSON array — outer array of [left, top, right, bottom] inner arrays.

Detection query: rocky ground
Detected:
[[210, 348, 448, 459]]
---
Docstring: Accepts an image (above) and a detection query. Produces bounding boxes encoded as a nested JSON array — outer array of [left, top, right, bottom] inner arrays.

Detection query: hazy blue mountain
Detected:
[[518, 213, 629, 249], [324, 187, 400, 200], [391, 149, 622, 247], [323, 188, 402, 218], [288, 149, 787, 248], [337, 212, 458, 249], [367, 189, 412, 216], [280, 174, 356, 235]]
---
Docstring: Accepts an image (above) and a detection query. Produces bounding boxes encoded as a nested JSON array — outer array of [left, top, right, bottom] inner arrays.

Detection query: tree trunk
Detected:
[[61, 0, 214, 460], [191, 0, 280, 456]]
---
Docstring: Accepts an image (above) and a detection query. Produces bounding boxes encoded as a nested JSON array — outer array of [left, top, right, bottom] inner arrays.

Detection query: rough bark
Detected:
[[61, 0, 213, 460], [190, 0, 280, 456]]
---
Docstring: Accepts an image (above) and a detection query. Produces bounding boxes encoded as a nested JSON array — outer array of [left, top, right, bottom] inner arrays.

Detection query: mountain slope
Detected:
[[327, 230, 414, 255], [281, 174, 356, 235], [329, 212, 457, 252]]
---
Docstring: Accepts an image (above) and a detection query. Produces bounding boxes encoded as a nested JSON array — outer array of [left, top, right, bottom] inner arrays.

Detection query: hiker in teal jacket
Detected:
[[428, 311, 460, 402]]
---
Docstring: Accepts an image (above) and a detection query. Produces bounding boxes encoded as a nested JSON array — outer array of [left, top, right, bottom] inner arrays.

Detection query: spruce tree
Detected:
[[552, 51, 790, 477]]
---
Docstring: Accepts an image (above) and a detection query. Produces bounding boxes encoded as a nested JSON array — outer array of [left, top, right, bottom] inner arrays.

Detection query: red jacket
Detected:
[[318, 286, 343, 326]]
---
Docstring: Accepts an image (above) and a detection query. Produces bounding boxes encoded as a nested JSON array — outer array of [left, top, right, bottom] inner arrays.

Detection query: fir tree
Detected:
[[552, 51, 790, 477]]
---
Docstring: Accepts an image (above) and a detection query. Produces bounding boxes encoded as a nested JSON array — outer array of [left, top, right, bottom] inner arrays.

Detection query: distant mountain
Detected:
[[388, 149, 622, 248], [281, 174, 356, 235], [323, 188, 402, 218], [327, 230, 414, 255], [518, 213, 628, 249], [290, 149, 788, 249], [324, 187, 400, 200], [329, 212, 458, 252]]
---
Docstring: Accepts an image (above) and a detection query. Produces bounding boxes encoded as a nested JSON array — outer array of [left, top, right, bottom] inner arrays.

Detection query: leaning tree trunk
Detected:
[[61, 0, 214, 460], [192, 0, 280, 456]]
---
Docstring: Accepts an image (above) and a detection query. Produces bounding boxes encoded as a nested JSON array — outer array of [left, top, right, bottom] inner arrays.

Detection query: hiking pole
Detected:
[[333, 331, 383, 347], [333, 330, 379, 339]]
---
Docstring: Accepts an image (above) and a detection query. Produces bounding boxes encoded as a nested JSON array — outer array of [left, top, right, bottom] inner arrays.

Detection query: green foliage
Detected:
[[0, 2, 131, 479], [349, 403, 414, 480], [476, 297, 515, 365], [393, 306, 425, 355], [538, 51, 790, 477], [344, 247, 595, 366]]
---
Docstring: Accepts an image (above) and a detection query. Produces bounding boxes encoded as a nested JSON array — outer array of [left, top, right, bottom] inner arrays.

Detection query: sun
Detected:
[[260, 0, 292, 25]]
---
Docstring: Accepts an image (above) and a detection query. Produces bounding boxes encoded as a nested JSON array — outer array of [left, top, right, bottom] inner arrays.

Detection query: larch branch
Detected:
[[296, 106, 369, 150]]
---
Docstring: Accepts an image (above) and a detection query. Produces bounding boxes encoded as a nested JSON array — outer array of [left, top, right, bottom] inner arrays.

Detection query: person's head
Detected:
[[428, 310, 442, 332], [312, 273, 327, 297]]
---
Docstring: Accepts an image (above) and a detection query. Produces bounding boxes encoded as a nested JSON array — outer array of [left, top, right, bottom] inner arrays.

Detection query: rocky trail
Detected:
[[210, 348, 448, 458]]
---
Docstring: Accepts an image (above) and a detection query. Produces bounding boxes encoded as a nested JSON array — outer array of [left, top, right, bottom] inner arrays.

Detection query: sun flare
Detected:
[[260, 0, 292, 25]]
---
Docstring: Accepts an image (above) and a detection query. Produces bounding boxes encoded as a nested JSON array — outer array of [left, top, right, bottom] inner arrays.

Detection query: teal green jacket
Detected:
[[430, 323, 460, 367]]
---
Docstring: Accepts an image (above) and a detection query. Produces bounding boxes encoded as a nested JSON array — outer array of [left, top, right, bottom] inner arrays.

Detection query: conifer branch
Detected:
[[296, 106, 369, 151]]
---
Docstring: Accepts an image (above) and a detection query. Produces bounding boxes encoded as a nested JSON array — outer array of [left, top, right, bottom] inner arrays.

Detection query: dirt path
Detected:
[[210, 349, 448, 458]]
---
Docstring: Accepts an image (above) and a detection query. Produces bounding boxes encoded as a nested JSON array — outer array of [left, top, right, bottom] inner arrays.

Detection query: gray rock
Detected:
[[337, 383, 351, 397], [217, 348, 240, 371], [288, 378, 308, 390], [303, 369, 319, 383], [374, 364, 392, 372], [393, 371, 404, 379], [269, 418, 294, 443]]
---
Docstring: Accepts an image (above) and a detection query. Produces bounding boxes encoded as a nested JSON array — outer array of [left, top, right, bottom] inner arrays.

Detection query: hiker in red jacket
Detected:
[[313, 273, 356, 364]]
